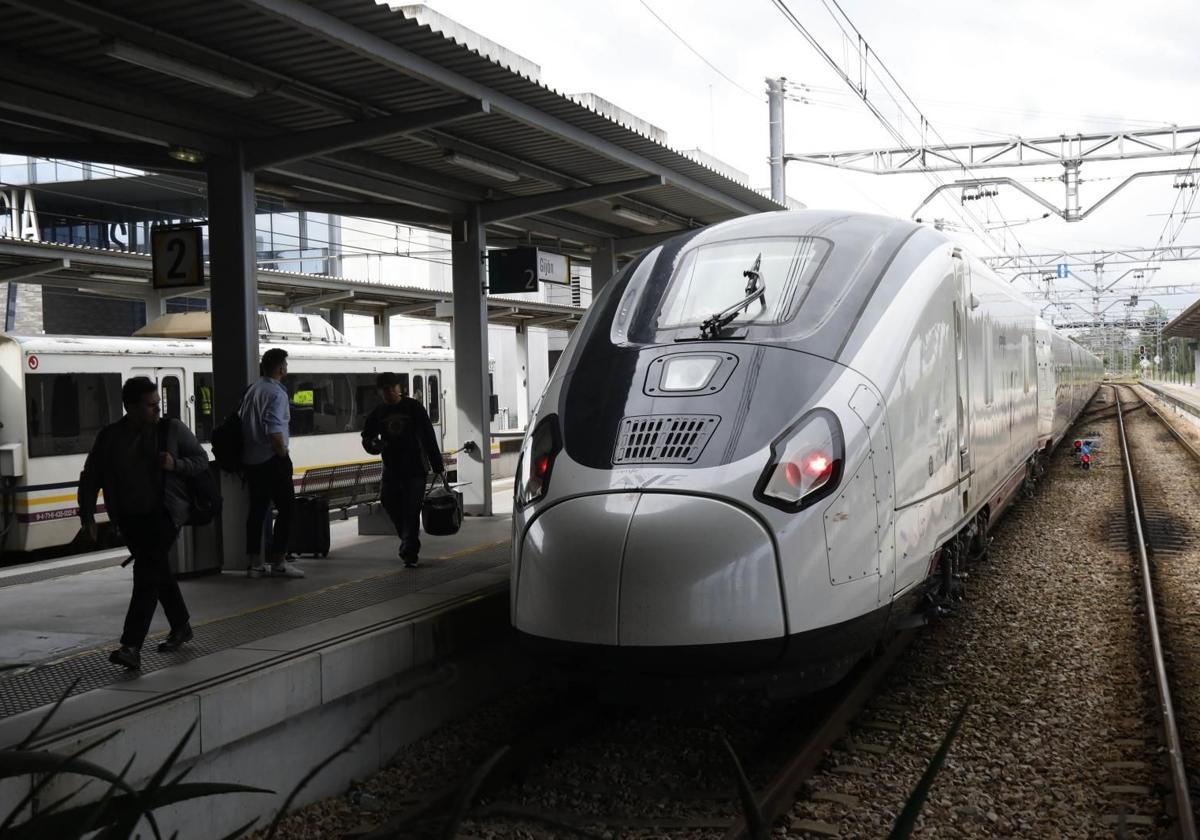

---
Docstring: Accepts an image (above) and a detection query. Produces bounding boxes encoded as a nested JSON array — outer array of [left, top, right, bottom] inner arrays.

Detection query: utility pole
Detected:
[[767, 77, 787, 205]]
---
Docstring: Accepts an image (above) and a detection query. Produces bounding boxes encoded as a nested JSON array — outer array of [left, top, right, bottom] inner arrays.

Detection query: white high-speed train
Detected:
[[511, 210, 1101, 693], [0, 313, 471, 556]]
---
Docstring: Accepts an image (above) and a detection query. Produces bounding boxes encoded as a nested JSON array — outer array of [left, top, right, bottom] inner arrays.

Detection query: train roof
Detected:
[[0, 332, 460, 363]]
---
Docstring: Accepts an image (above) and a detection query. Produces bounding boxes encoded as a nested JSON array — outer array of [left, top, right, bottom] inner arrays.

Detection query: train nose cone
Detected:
[[514, 493, 784, 647]]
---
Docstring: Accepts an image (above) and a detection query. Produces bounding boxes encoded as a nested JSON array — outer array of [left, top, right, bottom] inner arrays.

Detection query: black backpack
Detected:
[[159, 420, 223, 527], [211, 386, 250, 473]]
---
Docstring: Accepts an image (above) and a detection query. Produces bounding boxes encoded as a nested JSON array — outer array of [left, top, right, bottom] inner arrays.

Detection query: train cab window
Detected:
[[655, 237, 829, 332], [428, 375, 440, 423], [26, 373, 122, 457]]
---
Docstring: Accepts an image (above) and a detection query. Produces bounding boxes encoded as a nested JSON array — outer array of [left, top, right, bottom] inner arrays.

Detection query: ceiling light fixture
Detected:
[[443, 151, 520, 183], [611, 205, 660, 227], [105, 41, 261, 99], [167, 146, 205, 164]]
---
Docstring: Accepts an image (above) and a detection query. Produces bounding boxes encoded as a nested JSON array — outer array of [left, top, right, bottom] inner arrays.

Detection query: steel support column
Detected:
[[374, 311, 392, 347], [767, 78, 786, 204], [207, 148, 258, 570], [327, 303, 345, 334], [591, 238, 618, 295], [451, 207, 492, 515], [514, 323, 530, 430]]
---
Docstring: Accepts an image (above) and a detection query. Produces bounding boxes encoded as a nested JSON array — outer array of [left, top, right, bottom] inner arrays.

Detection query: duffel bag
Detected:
[[421, 474, 462, 536]]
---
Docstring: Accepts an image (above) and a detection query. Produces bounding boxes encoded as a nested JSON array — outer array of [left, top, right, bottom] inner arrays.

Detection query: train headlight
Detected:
[[516, 415, 561, 508], [755, 408, 844, 512]]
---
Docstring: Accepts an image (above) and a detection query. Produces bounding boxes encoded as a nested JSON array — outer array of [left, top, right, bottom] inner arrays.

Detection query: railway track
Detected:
[[1112, 383, 1199, 839], [349, 631, 918, 839]]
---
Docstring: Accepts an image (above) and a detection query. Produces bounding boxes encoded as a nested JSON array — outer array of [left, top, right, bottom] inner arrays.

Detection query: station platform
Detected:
[[1140, 379, 1200, 418], [0, 500, 524, 837]]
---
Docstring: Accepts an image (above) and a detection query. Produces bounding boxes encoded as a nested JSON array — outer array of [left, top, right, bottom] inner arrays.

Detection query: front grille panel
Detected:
[[613, 415, 720, 464]]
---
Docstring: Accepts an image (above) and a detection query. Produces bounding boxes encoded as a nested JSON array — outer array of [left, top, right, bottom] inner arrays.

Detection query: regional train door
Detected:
[[130, 367, 189, 428], [413, 369, 444, 447], [951, 253, 972, 485]]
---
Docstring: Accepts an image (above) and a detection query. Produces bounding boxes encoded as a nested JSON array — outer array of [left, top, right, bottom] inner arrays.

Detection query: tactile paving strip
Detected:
[[0, 543, 509, 721]]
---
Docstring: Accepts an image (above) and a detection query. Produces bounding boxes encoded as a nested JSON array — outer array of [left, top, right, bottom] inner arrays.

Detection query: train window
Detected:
[[193, 373, 214, 442], [413, 375, 425, 407], [353, 374, 383, 427], [285, 373, 355, 436], [161, 376, 182, 422], [655, 237, 829, 332], [26, 373, 122, 457], [428, 375, 440, 423], [984, 322, 994, 405]]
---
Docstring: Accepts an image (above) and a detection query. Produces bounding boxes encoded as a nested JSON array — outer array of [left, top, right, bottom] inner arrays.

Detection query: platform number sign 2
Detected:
[[152, 226, 204, 290]]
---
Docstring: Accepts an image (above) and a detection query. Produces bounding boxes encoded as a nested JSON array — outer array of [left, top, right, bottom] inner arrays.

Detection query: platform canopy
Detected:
[[0, 0, 779, 251], [1163, 297, 1200, 340]]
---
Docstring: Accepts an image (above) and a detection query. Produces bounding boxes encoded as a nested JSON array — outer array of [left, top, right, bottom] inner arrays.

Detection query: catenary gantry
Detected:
[[0, 0, 779, 531]]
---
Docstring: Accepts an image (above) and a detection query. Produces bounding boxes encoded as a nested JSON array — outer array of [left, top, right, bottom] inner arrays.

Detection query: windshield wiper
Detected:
[[698, 253, 765, 339]]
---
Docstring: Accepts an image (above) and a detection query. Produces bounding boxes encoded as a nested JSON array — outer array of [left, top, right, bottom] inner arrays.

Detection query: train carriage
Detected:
[[0, 313, 470, 555]]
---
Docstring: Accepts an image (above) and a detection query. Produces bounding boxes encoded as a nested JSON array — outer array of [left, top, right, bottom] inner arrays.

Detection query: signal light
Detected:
[[1081, 453, 1090, 464], [1073, 439, 1082, 449]]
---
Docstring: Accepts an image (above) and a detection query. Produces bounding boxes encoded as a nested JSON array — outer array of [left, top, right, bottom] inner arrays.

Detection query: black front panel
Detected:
[[561, 342, 844, 470]]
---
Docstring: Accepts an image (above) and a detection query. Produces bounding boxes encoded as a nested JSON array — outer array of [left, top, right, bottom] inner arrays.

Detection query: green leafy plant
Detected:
[[1, 682, 270, 840]]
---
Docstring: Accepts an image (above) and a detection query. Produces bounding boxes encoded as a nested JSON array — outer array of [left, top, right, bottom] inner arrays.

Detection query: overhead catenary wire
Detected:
[[637, 0, 762, 101], [768, 0, 1038, 283]]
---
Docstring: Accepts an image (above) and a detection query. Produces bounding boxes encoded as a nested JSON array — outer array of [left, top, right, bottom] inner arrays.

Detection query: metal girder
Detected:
[[244, 100, 490, 170], [0, 140, 202, 172], [277, 159, 469, 214], [987, 244, 1200, 273], [479, 176, 664, 224], [788, 125, 1200, 174], [913, 168, 1198, 223], [290, 201, 452, 228], [289, 290, 355, 309], [0, 258, 69, 283], [239, 0, 766, 216], [0, 77, 229, 153]]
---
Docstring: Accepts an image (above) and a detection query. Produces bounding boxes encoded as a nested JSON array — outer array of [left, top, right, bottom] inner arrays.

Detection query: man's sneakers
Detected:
[[157, 624, 194, 653], [401, 554, 420, 569], [247, 557, 306, 578], [108, 645, 141, 670]]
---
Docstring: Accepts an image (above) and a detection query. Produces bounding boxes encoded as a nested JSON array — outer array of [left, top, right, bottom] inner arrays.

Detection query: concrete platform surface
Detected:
[[0, 512, 513, 722]]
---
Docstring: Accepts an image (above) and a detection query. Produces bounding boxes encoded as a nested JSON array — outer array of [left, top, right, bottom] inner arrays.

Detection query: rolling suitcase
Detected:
[[286, 495, 331, 557]]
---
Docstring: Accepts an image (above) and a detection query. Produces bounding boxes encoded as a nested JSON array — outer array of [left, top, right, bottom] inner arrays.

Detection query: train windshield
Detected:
[[655, 237, 828, 333]]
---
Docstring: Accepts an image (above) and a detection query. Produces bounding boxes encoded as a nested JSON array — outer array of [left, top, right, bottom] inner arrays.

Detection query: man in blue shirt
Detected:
[[241, 347, 304, 578]]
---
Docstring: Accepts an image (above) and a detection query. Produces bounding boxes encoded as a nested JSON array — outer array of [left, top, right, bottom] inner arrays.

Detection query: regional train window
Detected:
[[655, 237, 829, 332], [428, 375, 440, 423], [161, 376, 182, 422], [193, 373, 214, 442], [25, 373, 122, 457], [413, 375, 425, 407], [285, 373, 355, 437]]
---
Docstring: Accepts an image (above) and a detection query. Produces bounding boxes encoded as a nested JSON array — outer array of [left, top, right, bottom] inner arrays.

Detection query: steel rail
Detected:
[[1113, 385, 1198, 840], [721, 629, 917, 839]]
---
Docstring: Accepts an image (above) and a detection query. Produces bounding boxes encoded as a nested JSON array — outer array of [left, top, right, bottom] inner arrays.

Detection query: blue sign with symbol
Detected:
[[1056, 263, 1069, 279]]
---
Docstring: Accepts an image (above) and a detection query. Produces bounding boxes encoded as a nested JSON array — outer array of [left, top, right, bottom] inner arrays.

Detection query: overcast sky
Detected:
[[412, 0, 1200, 319]]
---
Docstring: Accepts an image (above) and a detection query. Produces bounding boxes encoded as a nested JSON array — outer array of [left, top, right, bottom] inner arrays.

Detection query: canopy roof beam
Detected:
[[479, 175, 664, 224], [244, 100, 490, 170]]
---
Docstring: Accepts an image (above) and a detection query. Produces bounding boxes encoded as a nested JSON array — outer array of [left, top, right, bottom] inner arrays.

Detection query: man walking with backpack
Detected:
[[242, 347, 304, 578], [361, 372, 444, 567], [79, 377, 207, 670]]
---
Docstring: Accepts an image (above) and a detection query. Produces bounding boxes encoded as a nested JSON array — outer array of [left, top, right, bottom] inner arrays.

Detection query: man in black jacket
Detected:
[[361, 372, 444, 567], [79, 377, 209, 670]]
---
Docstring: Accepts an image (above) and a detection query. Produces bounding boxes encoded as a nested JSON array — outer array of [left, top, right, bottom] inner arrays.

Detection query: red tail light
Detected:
[[517, 416, 561, 508]]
